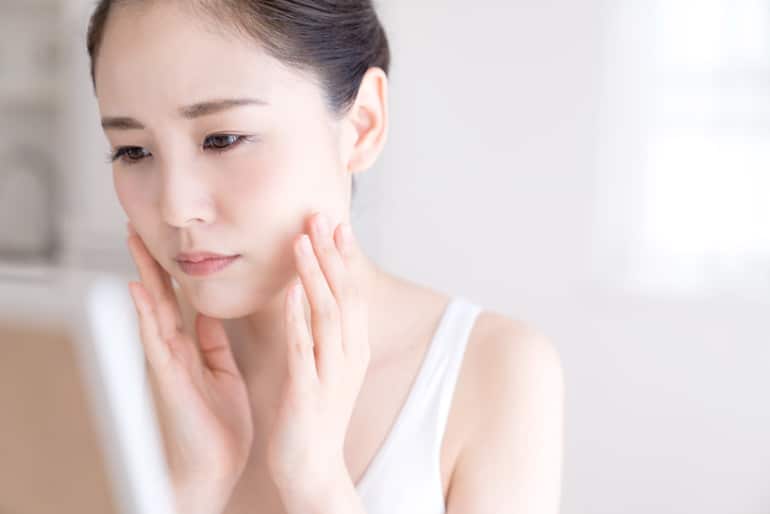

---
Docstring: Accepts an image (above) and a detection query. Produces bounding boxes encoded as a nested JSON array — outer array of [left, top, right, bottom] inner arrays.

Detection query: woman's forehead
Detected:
[[99, 13, 271, 88], [94, 2, 327, 125]]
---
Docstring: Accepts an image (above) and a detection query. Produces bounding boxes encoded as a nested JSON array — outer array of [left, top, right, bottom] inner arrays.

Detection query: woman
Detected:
[[86, 1, 564, 513]]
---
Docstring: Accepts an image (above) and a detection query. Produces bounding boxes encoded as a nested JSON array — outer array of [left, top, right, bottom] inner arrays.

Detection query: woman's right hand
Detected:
[[126, 222, 253, 514]]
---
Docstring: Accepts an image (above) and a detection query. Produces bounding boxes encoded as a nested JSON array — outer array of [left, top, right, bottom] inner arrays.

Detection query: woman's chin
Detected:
[[178, 278, 266, 319]]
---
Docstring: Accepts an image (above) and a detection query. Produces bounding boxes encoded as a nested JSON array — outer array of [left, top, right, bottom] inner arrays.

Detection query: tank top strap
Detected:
[[355, 295, 484, 509], [422, 296, 484, 455]]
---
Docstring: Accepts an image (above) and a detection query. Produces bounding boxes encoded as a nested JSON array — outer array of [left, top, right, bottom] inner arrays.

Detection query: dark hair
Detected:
[[86, 0, 392, 203]]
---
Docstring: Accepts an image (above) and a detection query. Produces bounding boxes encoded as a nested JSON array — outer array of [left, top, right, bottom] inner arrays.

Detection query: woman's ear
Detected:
[[342, 67, 389, 174]]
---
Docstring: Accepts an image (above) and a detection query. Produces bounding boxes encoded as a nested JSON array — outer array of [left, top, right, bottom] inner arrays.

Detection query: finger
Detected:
[[128, 281, 173, 372], [195, 313, 240, 378], [285, 277, 318, 387], [334, 221, 371, 359], [294, 230, 341, 382], [127, 233, 184, 340], [125, 227, 176, 307], [127, 233, 175, 306], [309, 214, 360, 357], [127, 233, 178, 317]]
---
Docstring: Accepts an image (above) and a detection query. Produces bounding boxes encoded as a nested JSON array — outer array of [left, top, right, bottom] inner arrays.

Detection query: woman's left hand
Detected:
[[266, 211, 370, 498]]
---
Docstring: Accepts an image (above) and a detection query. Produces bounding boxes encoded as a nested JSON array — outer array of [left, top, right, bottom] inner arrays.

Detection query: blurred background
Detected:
[[1, 1, 768, 513]]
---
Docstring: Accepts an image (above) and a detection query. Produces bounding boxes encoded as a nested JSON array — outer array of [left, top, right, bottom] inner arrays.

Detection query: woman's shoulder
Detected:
[[469, 307, 558, 364], [465, 305, 562, 399]]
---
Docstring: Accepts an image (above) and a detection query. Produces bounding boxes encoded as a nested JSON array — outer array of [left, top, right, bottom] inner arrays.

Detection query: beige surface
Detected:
[[0, 322, 118, 514]]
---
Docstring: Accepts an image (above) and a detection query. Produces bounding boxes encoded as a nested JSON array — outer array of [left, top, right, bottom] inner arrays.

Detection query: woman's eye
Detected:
[[204, 134, 250, 151], [107, 146, 150, 165]]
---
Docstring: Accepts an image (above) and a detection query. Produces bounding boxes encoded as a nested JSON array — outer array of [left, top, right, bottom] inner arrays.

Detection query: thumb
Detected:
[[195, 313, 239, 377]]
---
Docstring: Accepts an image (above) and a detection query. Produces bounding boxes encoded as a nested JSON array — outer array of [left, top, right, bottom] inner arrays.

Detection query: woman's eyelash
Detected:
[[104, 134, 256, 165]]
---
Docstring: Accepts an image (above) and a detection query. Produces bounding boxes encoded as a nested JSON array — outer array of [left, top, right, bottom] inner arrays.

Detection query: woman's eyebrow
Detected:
[[179, 97, 269, 119], [101, 97, 269, 131]]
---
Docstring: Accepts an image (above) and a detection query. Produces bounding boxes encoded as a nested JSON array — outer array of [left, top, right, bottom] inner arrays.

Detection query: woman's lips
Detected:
[[177, 255, 241, 276]]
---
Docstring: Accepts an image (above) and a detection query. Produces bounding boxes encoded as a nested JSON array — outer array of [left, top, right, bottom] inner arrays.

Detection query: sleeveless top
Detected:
[[353, 296, 484, 514]]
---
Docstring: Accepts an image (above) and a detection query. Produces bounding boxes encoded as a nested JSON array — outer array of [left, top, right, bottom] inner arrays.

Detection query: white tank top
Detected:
[[354, 296, 483, 514]]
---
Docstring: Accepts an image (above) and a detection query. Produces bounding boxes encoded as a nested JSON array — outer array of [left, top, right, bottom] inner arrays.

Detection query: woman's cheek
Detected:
[[225, 151, 299, 205], [113, 169, 145, 219]]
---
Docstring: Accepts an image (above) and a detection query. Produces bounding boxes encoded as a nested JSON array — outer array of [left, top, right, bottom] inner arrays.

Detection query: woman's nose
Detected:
[[158, 166, 216, 228]]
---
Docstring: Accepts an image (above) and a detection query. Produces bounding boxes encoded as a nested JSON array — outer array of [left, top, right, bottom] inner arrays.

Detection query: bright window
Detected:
[[595, 0, 770, 296]]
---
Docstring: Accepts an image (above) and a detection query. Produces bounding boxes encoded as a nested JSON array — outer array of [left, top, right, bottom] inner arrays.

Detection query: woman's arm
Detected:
[[445, 320, 565, 514]]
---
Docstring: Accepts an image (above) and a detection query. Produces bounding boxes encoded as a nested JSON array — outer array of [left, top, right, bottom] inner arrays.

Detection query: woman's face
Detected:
[[94, 2, 355, 319]]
